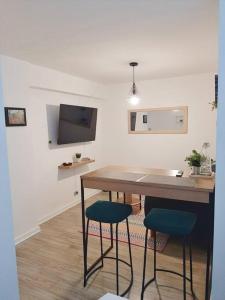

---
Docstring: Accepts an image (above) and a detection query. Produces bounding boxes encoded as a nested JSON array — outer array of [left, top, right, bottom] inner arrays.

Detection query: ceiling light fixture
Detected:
[[128, 62, 140, 105]]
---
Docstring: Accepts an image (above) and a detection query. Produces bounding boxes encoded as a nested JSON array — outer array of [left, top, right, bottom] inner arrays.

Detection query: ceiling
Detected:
[[0, 0, 218, 84]]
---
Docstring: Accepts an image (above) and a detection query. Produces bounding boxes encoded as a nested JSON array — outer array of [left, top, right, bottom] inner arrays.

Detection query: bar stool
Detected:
[[141, 208, 197, 300], [84, 200, 133, 297]]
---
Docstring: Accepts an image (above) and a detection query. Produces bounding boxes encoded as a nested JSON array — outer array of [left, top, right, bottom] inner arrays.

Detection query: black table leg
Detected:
[[205, 191, 215, 300], [81, 179, 87, 287]]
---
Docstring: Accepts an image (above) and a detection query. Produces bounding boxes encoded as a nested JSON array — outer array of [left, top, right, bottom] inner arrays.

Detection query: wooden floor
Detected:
[[16, 192, 207, 300]]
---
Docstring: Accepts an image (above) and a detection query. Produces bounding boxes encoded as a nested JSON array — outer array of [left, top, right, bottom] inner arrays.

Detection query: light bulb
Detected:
[[128, 94, 140, 105]]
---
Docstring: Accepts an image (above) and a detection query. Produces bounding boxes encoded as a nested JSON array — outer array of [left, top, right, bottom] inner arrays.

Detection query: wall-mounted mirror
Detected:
[[128, 106, 188, 134]]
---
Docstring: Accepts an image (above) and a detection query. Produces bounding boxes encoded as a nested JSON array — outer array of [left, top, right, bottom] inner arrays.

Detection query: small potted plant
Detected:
[[185, 150, 202, 175], [72, 152, 82, 163], [75, 152, 81, 162]]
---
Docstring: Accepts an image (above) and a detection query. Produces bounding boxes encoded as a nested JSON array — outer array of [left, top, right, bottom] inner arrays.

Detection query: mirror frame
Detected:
[[128, 106, 188, 134]]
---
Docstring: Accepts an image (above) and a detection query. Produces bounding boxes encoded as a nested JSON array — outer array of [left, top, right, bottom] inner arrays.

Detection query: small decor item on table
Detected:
[[185, 149, 202, 175], [4, 107, 27, 126], [211, 159, 216, 173], [200, 142, 212, 175]]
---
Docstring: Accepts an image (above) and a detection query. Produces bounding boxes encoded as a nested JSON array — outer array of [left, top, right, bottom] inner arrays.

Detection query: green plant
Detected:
[[209, 100, 217, 111], [185, 150, 202, 167], [75, 153, 81, 159]]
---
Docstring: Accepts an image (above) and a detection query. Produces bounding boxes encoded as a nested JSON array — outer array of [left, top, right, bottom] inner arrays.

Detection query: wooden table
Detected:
[[80, 165, 215, 299]]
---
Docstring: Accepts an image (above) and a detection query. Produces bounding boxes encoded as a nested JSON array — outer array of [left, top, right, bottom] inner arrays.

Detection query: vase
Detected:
[[200, 142, 211, 175], [192, 166, 200, 175]]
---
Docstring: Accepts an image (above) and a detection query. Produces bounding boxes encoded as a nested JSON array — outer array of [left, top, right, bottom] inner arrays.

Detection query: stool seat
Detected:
[[144, 208, 197, 236], [86, 201, 132, 224]]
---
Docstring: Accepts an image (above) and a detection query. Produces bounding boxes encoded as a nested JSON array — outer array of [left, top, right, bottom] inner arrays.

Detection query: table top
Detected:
[[81, 165, 215, 193]]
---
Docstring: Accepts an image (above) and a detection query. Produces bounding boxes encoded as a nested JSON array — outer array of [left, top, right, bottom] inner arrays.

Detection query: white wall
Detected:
[[104, 73, 216, 170], [0, 56, 107, 243], [0, 60, 19, 299], [0, 55, 217, 246], [30, 88, 106, 224], [212, 0, 225, 299]]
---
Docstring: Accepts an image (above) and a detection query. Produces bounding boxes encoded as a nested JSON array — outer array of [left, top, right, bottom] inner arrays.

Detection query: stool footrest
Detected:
[[85, 254, 133, 297], [156, 268, 191, 282], [85, 247, 133, 282], [86, 244, 113, 276], [141, 270, 196, 300], [104, 256, 133, 268], [86, 264, 103, 282]]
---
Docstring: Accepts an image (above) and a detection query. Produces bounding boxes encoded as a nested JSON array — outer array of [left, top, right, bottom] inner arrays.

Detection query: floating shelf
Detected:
[[58, 159, 95, 170]]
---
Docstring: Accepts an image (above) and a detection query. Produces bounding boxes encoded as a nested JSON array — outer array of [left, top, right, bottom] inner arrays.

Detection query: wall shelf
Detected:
[[58, 159, 95, 170]]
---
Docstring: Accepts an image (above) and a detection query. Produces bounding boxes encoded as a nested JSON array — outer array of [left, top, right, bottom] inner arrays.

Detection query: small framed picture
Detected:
[[4, 107, 27, 127]]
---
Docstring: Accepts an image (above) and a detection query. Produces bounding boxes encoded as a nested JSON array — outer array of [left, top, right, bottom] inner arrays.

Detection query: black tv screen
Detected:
[[57, 104, 97, 144]]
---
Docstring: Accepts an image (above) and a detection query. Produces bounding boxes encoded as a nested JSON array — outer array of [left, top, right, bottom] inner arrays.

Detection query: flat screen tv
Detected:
[[57, 104, 97, 144]]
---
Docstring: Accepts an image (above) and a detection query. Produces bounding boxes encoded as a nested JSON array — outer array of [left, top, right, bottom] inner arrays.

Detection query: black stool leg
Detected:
[[117, 192, 119, 199], [84, 218, 90, 287], [115, 223, 119, 295], [126, 218, 133, 280], [141, 228, 149, 300], [99, 222, 104, 267], [139, 195, 142, 210], [183, 238, 187, 300], [109, 191, 113, 248], [123, 193, 126, 204], [154, 231, 157, 280]]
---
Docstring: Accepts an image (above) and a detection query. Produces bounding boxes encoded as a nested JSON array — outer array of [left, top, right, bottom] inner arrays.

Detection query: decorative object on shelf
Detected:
[[200, 142, 212, 175], [128, 62, 140, 106], [72, 152, 82, 163], [4, 107, 27, 126], [62, 162, 72, 167], [209, 74, 218, 110], [185, 149, 202, 175]]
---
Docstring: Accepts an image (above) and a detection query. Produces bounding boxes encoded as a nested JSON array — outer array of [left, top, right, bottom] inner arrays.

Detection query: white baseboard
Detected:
[[38, 190, 100, 225], [39, 199, 80, 225], [15, 190, 101, 245], [15, 226, 41, 245]]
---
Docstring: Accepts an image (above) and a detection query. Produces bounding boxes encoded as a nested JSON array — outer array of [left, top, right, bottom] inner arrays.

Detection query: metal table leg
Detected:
[[205, 191, 215, 300]]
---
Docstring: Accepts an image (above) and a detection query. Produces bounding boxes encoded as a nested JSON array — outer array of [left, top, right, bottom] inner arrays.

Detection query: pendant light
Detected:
[[128, 62, 140, 105]]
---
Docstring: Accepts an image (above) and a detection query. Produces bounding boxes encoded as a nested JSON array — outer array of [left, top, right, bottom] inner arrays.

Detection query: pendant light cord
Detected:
[[129, 62, 138, 96], [132, 66, 136, 94]]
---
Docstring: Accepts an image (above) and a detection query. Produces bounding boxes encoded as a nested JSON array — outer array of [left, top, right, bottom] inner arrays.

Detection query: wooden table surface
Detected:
[[81, 165, 215, 203]]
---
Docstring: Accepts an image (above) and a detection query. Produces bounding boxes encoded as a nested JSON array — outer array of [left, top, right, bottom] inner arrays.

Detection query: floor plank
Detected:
[[16, 192, 206, 300]]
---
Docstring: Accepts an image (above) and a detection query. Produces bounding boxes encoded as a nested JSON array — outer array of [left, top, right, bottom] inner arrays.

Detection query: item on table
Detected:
[[200, 142, 212, 175]]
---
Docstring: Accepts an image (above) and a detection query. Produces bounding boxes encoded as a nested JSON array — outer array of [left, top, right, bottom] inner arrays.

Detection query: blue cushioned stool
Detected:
[[84, 200, 133, 297], [141, 208, 197, 300]]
